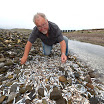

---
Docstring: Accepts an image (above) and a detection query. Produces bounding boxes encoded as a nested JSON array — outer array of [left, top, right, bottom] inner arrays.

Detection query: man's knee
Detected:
[[44, 51, 51, 55], [42, 42, 52, 55], [63, 36, 68, 44]]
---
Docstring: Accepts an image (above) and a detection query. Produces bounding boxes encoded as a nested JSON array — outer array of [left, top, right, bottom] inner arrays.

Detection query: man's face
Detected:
[[35, 16, 49, 34]]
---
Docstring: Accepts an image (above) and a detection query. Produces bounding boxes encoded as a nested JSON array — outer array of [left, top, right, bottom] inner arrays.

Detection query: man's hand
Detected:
[[61, 53, 67, 63], [20, 41, 32, 65], [59, 40, 67, 63], [21, 56, 27, 64]]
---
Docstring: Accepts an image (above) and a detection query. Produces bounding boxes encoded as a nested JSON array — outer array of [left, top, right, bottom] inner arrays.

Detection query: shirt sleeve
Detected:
[[56, 26, 64, 43], [28, 27, 38, 44]]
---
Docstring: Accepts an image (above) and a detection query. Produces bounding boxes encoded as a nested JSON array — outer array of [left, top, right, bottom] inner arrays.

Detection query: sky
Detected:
[[0, 0, 104, 30]]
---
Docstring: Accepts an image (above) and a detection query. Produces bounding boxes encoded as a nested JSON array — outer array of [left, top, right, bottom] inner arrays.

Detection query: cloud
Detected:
[[0, 0, 104, 30]]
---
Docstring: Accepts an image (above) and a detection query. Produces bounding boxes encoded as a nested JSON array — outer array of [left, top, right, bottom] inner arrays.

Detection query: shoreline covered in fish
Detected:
[[0, 29, 104, 104]]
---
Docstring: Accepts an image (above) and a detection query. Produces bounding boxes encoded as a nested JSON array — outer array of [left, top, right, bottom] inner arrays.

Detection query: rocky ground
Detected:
[[0, 29, 104, 104]]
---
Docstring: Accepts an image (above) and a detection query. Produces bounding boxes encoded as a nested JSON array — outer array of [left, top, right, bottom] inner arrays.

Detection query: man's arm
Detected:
[[21, 41, 32, 64], [60, 40, 67, 63]]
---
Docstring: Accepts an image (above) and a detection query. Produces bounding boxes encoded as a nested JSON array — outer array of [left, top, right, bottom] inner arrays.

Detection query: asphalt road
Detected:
[[68, 40, 104, 73]]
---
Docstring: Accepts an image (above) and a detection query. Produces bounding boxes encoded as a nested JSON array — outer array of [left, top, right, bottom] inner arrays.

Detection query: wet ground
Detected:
[[68, 40, 104, 83]]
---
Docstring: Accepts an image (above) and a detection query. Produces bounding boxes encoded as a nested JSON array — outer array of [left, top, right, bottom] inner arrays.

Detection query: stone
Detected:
[[26, 85, 33, 92], [89, 97, 99, 104], [50, 89, 62, 101], [74, 72, 80, 79], [6, 82, 13, 86], [14, 69, 20, 75], [59, 75, 67, 82], [15, 93, 21, 103], [0, 62, 5, 68], [13, 59, 19, 64], [0, 58, 6, 62], [0, 68, 7, 73], [84, 75, 92, 83], [0, 82, 2, 85], [10, 83, 18, 92], [88, 72, 96, 78], [0, 76, 7, 82], [42, 99, 48, 104], [56, 98, 67, 104], [38, 88, 45, 97], [68, 99, 72, 104], [8, 75, 13, 79], [28, 89, 36, 100], [20, 88, 26, 94], [7, 92, 17, 103], [45, 85, 50, 91], [58, 67, 65, 72], [20, 84, 25, 88], [86, 83, 94, 89], [5, 61, 14, 66], [25, 99, 32, 104], [0, 95, 6, 103]]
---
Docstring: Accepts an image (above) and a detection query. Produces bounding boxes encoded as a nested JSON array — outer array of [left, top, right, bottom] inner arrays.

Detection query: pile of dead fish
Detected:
[[0, 29, 104, 104]]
